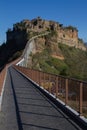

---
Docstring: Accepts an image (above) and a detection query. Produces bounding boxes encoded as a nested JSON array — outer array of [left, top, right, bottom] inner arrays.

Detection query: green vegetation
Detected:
[[58, 43, 87, 80], [46, 57, 68, 76], [30, 43, 87, 81], [65, 26, 78, 31], [30, 48, 68, 76]]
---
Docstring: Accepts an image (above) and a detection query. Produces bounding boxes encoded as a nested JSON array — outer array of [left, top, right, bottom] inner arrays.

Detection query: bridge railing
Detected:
[[0, 58, 22, 109], [0, 67, 6, 95], [14, 65, 87, 117]]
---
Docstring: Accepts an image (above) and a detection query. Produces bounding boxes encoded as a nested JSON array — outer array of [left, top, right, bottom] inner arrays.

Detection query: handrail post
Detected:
[[79, 82, 83, 116], [32, 70, 34, 81], [42, 72, 44, 88], [31, 69, 32, 79], [37, 71, 39, 84], [56, 76, 58, 98], [43, 72, 45, 83], [34, 70, 36, 82], [31, 69, 33, 80], [38, 71, 40, 86], [65, 79, 68, 105], [49, 74, 51, 93], [39, 71, 41, 86]]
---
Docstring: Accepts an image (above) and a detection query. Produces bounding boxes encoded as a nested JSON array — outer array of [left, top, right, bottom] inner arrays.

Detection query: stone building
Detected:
[[6, 17, 86, 51]]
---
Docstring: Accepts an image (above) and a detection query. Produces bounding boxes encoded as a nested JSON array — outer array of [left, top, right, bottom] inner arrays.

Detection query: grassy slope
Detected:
[[31, 43, 87, 81], [58, 43, 87, 80], [31, 48, 68, 75]]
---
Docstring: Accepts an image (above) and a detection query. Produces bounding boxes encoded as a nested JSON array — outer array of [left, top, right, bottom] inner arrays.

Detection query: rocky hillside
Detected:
[[7, 17, 86, 51], [0, 17, 87, 81], [29, 39, 87, 81]]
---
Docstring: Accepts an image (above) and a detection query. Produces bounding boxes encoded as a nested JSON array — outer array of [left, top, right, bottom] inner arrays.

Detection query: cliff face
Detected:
[[6, 17, 86, 51]]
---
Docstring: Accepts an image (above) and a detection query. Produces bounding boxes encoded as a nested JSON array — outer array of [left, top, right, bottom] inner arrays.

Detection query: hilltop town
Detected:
[[7, 17, 86, 51]]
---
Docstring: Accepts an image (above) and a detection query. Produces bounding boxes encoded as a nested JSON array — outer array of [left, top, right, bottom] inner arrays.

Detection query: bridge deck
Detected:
[[0, 67, 83, 130]]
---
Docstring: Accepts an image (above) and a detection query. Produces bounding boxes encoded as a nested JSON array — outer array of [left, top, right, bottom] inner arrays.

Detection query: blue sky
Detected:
[[0, 0, 87, 44]]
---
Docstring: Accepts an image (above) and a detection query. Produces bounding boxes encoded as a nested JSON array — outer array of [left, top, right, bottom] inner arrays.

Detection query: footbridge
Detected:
[[0, 33, 87, 130]]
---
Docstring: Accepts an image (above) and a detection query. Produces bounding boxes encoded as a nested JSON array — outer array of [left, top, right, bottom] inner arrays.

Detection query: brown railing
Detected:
[[0, 67, 6, 95], [0, 58, 22, 96], [14, 65, 87, 117]]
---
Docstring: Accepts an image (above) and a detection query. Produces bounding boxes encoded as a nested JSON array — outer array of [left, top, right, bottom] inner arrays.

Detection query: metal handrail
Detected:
[[14, 65, 87, 117]]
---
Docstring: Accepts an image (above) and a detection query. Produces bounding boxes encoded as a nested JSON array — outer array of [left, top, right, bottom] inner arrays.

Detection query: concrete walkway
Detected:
[[0, 67, 83, 130]]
